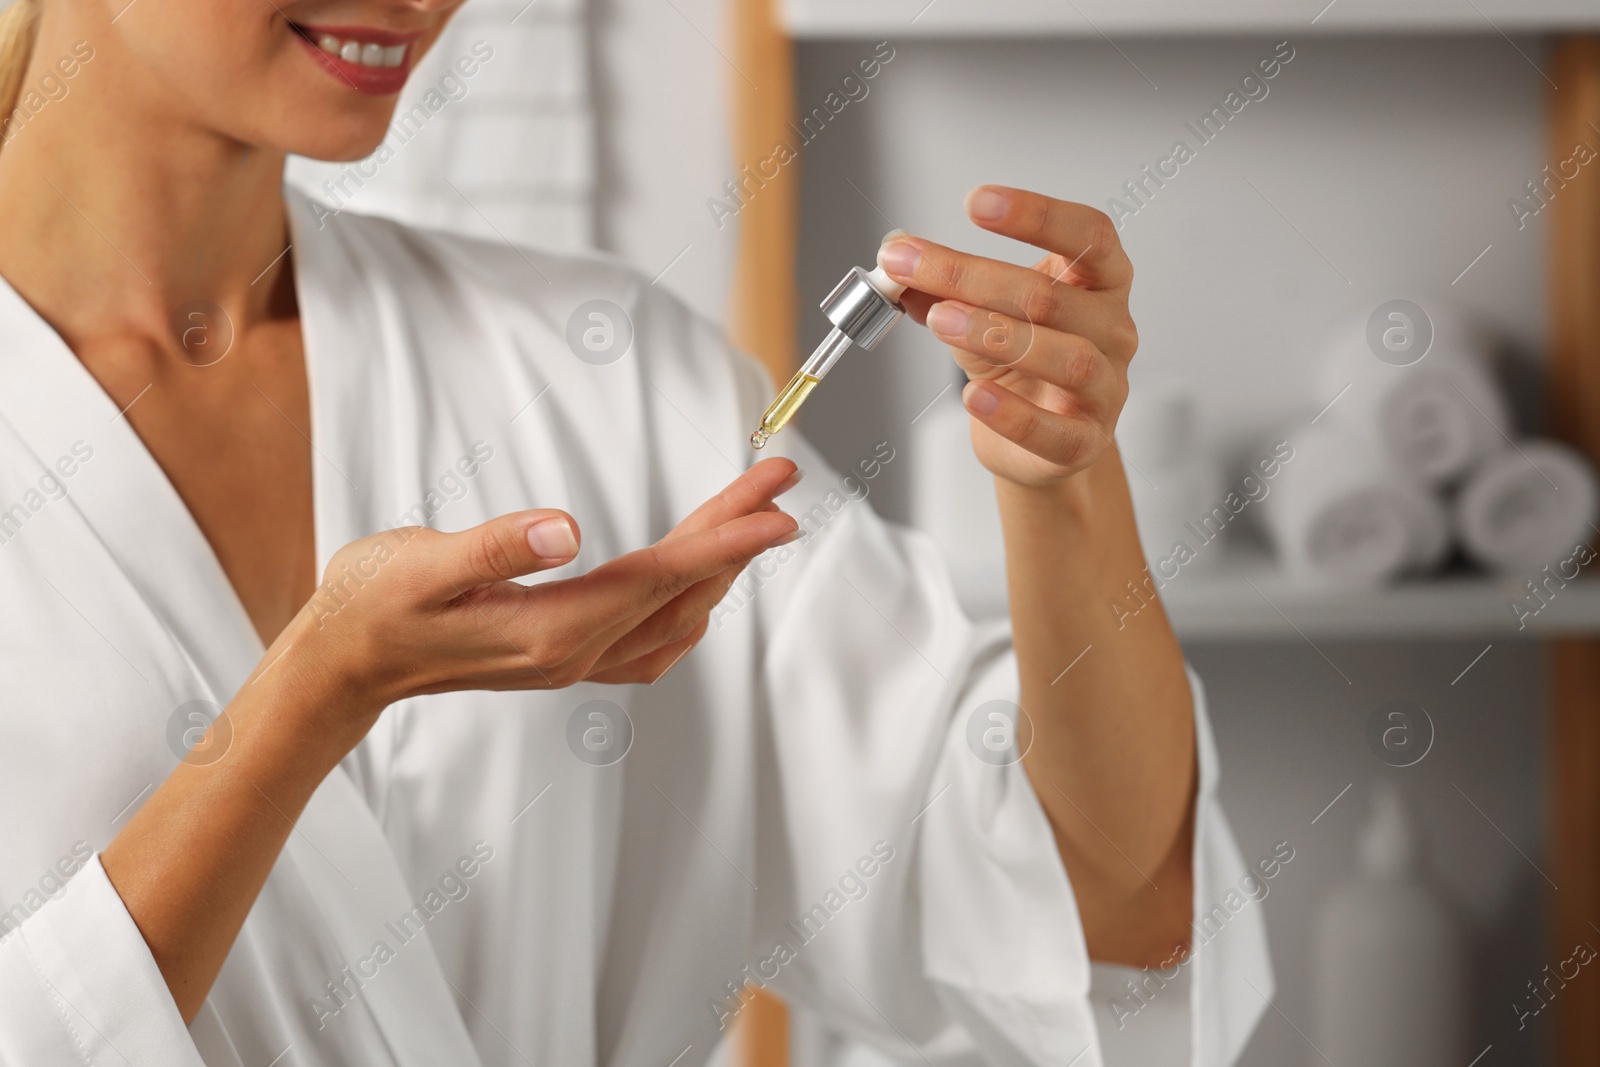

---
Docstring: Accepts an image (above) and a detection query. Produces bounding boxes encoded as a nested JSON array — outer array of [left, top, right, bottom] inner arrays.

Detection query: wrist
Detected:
[[995, 448, 1115, 529], [248, 609, 388, 769]]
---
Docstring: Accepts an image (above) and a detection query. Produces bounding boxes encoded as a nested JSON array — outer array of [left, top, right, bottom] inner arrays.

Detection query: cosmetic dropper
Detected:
[[749, 263, 907, 449]]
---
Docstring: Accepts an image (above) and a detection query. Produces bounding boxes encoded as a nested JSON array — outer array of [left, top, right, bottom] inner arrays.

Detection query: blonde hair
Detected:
[[0, 0, 40, 126]]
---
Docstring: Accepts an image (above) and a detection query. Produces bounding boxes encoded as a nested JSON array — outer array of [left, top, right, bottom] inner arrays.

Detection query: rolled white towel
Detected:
[[1455, 440, 1598, 573], [1314, 304, 1512, 487], [1259, 425, 1451, 587], [1396, 485, 1454, 573]]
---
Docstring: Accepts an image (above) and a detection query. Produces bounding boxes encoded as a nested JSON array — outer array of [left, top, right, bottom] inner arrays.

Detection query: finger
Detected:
[[585, 626, 705, 686], [876, 235, 1121, 346], [431, 510, 581, 590], [422, 555, 733, 693], [664, 458, 801, 541], [962, 379, 1103, 472], [590, 534, 767, 671], [963, 186, 1133, 291], [588, 567, 722, 673], [924, 300, 1125, 411], [543, 511, 796, 630], [447, 512, 792, 688]]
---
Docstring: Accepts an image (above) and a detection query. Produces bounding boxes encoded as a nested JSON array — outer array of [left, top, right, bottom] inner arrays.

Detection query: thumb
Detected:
[[437, 510, 581, 588]]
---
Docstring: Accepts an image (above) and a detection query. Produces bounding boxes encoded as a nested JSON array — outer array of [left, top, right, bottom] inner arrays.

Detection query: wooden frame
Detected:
[[1548, 35, 1600, 1067], [727, 0, 799, 388]]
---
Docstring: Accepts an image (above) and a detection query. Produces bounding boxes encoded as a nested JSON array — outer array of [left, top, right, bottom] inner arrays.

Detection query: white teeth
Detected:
[[313, 32, 408, 68]]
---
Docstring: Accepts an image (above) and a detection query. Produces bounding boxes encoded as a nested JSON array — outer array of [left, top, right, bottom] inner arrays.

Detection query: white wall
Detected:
[[589, 0, 738, 322]]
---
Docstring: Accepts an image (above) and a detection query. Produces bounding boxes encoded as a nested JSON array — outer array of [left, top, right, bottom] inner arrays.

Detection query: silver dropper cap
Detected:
[[820, 266, 905, 351]]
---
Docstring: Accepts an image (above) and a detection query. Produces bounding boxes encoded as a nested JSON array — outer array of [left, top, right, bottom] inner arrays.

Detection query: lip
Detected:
[[291, 23, 425, 96]]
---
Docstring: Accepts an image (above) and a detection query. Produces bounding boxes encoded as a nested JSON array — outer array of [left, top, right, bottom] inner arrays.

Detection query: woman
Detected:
[[0, 0, 1269, 1064]]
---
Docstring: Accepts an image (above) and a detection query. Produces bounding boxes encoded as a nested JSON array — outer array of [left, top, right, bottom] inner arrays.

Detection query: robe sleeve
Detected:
[[0, 854, 205, 1066], [715, 353, 1273, 1067]]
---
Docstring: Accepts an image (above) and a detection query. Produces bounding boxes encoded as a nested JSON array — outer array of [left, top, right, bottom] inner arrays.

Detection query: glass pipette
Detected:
[[750, 264, 907, 449]]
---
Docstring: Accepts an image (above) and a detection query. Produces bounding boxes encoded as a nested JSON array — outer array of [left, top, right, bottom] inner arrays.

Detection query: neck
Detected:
[[0, 4, 293, 347]]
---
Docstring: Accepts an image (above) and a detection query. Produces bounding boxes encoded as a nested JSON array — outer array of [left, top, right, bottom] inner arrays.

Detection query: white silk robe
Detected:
[[0, 190, 1271, 1067]]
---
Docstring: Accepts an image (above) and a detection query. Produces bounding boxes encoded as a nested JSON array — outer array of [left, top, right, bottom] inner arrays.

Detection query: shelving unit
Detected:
[[735, 2, 1600, 1064]]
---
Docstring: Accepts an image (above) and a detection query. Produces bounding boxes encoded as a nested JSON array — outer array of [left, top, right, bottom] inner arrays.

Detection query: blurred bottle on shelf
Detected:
[[1116, 383, 1227, 578], [1311, 784, 1467, 1067]]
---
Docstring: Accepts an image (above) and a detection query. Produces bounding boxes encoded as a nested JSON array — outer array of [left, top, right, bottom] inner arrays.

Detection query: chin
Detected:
[[283, 109, 397, 164]]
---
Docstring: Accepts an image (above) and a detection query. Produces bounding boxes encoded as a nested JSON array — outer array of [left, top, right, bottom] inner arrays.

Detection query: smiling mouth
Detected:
[[289, 23, 423, 94], [311, 33, 408, 68]]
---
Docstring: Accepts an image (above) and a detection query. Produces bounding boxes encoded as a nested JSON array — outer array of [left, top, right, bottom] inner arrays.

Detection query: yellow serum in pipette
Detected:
[[749, 371, 821, 449]]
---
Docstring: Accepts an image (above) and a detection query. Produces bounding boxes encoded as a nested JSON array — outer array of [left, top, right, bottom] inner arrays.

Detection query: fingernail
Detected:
[[527, 517, 577, 558], [963, 381, 1000, 416], [769, 528, 802, 548], [880, 228, 909, 244], [966, 188, 1010, 222], [877, 239, 920, 279], [773, 468, 805, 496], [925, 302, 970, 338]]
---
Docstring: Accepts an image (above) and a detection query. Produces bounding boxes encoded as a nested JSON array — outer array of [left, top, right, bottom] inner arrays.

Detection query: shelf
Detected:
[[955, 553, 1600, 639], [782, 0, 1600, 39], [1162, 561, 1600, 641]]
